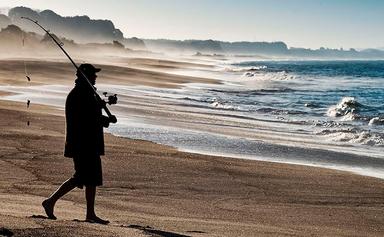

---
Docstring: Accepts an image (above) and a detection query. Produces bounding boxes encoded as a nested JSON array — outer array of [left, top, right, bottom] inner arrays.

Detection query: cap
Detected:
[[77, 63, 101, 75]]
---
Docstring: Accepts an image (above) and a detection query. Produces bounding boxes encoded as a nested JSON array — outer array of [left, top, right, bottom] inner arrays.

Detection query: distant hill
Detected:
[[1, 6, 384, 59], [220, 41, 288, 55], [0, 24, 42, 52], [4, 6, 146, 50], [0, 14, 11, 29], [0, 24, 135, 57], [8, 7, 123, 43], [144, 39, 384, 59], [143, 39, 290, 55], [144, 39, 223, 53]]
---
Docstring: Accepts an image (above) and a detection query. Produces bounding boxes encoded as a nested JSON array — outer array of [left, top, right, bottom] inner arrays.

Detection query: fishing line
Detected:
[[21, 29, 31, 126]]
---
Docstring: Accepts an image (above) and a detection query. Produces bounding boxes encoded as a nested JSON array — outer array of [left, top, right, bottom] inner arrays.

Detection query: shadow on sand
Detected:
[[30, 215, 205, 237], [30, 214, 53, 220], [0, 227, 13, 237], [122, 224, 194, 237]]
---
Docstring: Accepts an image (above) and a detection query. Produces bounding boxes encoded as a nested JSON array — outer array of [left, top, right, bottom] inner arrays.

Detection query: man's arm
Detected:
[[101, 115, 110, 128]]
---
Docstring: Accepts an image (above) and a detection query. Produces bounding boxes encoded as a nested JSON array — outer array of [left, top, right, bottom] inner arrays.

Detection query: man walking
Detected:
[[42, 63, 112, 224]]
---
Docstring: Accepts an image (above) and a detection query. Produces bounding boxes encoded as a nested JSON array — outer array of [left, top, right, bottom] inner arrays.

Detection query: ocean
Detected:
[[1, 59, 383, 178], [106, 60, 384, 178], [220, 60, 384, 148]]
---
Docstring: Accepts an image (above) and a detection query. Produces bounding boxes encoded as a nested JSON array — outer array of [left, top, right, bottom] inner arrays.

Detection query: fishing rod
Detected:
[[21, 16, 117, 123]]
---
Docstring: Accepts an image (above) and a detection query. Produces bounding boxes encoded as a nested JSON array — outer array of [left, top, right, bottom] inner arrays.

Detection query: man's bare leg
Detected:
[[85, 186, 109, 224], [42, 178, 77, 219]]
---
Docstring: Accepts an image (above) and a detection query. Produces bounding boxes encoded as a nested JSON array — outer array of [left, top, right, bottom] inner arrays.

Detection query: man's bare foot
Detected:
[[86, 215, 110, 225], [42, 199, 57, 220]]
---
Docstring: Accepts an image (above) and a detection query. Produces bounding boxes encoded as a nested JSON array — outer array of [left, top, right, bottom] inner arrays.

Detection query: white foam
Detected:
[[221, 65, 267, 73], [327, 97, 360, 120], [320, 129, 384, 146], [242, 71, 295, 81], [369, 117, 384, 126]]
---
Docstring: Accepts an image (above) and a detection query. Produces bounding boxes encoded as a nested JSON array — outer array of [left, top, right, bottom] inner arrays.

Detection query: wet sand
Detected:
[[0, 59, 384, 236]]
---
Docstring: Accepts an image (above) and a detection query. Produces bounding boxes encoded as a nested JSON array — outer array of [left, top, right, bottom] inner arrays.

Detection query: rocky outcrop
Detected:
[[8, 7, 124, 44]]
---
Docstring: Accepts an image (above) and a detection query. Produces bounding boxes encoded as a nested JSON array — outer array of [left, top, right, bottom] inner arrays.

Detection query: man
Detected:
[[42, 63, 111, 224]]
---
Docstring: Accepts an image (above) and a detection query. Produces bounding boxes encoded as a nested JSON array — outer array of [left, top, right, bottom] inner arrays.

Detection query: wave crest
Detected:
[[368, 117, 384, 126], [327, 97, 362, 121], [242, 70, 295, 81], [210, 97, 236, 110], [222, 65, 267, 73]]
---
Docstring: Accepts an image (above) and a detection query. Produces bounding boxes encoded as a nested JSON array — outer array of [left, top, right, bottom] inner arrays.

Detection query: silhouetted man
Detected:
[[42, 63, 111, 224]]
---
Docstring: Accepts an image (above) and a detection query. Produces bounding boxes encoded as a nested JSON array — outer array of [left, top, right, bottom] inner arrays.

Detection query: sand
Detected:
[[0, 59, 218, 88], [0, 58, 384, 237]]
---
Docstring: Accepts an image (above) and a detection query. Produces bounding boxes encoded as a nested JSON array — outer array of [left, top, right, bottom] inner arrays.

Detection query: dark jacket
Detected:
[[64, 79, 109, 158]]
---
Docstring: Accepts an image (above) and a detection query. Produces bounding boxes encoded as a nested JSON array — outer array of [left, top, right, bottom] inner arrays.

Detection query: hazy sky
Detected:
[[0, 0, 383, 49]]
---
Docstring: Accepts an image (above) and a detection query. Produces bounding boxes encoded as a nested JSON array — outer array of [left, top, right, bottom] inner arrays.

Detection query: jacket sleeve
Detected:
[[101, 115, 110, 128]]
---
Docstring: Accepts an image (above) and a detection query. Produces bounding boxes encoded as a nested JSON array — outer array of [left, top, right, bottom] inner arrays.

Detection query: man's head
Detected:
[[76, 64, 101, 85]]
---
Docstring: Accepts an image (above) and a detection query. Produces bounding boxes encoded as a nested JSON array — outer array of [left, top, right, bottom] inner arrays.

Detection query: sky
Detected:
[[0, 0, 383, 49]]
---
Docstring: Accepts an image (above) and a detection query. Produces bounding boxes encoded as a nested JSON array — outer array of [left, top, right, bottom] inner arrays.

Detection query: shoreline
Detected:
[[178, 147, 384, 180], [106, 116, 384, 180]]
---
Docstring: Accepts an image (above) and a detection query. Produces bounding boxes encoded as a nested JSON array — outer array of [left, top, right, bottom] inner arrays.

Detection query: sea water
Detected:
[[229, 61, 383, 144], [219, 60, 384, 146], [106, 60, 384, 178]]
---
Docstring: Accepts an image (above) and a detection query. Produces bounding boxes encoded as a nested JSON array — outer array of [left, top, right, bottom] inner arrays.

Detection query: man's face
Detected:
[[87, 73, 97, 85]]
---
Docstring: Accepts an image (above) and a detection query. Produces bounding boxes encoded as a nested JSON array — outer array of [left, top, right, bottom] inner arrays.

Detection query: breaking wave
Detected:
[[242, 70, 295, 81], [221, 64, 295, 81], [222, 65, 267, 72], [209, 97, 236, 110], [208, 88, 295, 95], [368, 117, 384, 126], [326, 97, 363, 121], [182, 96, 238, 111]]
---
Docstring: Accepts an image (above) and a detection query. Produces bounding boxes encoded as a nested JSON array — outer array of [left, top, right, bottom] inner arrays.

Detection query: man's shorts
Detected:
[[72, 155, 103, 188]]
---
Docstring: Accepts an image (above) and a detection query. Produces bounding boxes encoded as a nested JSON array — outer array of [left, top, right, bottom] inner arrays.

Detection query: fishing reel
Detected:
[[102, 92, 118, 105]]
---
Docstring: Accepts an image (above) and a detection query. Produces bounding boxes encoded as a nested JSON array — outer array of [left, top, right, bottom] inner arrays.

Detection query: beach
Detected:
[[0, 58, 384, 237]]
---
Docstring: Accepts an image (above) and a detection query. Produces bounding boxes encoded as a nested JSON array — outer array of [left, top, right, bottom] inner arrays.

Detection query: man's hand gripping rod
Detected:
[[21, 16, 117, 123]]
